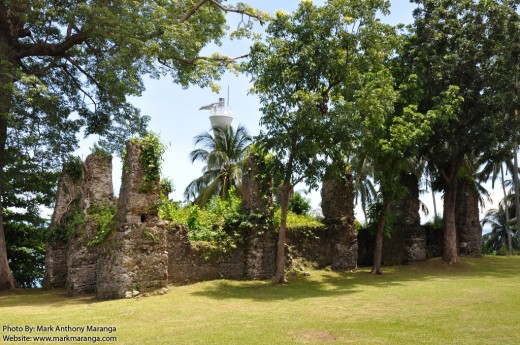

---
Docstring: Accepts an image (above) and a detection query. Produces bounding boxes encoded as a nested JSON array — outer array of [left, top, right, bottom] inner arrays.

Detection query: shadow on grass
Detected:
[[0, 288, 97, 308], [1, 256, 518, 307], [191, 256, 520, 302]]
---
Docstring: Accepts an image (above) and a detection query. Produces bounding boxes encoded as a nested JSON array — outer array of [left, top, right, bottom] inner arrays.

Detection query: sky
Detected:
[[74, 0, 505, 225]]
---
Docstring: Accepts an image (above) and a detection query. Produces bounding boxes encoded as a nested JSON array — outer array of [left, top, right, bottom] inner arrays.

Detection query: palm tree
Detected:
[[349, 153, 376, 223], [481, 196, 517, 254], [184, 125, 252, 206], [478, 148, 515, 254]]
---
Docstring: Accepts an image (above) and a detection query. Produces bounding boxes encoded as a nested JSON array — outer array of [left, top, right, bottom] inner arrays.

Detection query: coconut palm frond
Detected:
[[185, 124, 252, 206]]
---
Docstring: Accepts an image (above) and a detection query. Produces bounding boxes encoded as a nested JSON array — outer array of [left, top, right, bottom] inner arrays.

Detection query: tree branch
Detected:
[[179, 0, 265, 25], [60, 65, 97, 111], [178, 0, 209, 23], [63, 55, 106, 92], [159, 53, 249, 67], [13, 31, 89, 60], [18, 60, 64, 77]]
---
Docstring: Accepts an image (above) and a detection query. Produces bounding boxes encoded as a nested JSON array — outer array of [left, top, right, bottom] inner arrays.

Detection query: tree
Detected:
[[478, 148, 516, 254], [482, 196, 518, 254], [349, 153, 377, 223], [185, 125, 252, 206], [0, 0, 266, 290], [406, 0, 518, 264], [352, 67, 449, 274], [288, 192, 311, 216], [247, 0, 396, 283], [481, 0, 520, 240]]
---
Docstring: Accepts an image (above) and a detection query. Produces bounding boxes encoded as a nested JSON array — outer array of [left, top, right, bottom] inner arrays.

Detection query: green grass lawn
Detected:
[[1, 256, 520, 345]]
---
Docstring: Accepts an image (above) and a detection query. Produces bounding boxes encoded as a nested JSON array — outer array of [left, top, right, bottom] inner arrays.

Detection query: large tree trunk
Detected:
[[443, 181, 459, 264], [371, 198, 389, 275], [274, 181, 291, 284], [0, 37, 17, 290]]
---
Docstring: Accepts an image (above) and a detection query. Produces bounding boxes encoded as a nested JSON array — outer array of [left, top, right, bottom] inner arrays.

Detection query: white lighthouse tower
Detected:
[[199, 97, 233, 129]]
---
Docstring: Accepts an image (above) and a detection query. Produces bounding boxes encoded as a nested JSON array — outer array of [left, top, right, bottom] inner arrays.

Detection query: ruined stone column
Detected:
[[386, 173, 426, 265], [66, 151, 114, 296], [43, 159, 84, 288], [242, 154, 276, 279], [96, 140, 168, 300], [321, 166, 357, 271], [456, 178, 482, 256]]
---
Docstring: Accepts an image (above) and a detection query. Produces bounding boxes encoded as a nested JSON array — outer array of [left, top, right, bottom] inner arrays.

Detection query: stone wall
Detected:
[[96, 141, 168, 300], [320, 167, 357, 270], [358, 176, 483, 266], [241, 154, 277, 279], [167, 225, 245, 284], [43, 145, 371, 299], [43, 165, 83, 288], [456, 179, 482, 256], [358, 173, 426, 266], [67, 152, 114, 296]]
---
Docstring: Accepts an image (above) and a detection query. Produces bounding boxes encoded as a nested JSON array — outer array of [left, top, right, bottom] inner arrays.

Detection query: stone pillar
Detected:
[[66, 151, 114, 296], [96, 141, 168, 300], [43, 160, 84, 288], [456, 179, 482, 256], [387, 173, 426, 264], [242, 155, 276, 279], [321, 166, 357, 270]]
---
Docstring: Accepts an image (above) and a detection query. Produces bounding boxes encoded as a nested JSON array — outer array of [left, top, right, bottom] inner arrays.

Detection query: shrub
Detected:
[[288, 192, 312, 215], [158, 187, 246, 251], [273, 209, 324, 230]]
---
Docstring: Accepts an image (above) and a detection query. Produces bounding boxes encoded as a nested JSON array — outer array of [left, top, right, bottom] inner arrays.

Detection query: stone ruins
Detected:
[[44, 139, 482, 300]]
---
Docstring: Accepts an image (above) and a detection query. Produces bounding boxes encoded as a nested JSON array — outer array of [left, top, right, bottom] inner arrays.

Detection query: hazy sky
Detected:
[[73, 0, 502, 224]]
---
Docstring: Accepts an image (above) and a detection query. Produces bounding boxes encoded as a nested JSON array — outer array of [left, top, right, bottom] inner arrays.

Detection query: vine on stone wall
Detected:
[[47, 196, 84, 243], [133, 132, 166, 192], [62, 156, 84, 183], [87, 202, 117, 246]]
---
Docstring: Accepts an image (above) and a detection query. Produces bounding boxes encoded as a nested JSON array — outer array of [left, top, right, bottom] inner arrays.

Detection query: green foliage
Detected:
[[273, 209, 324, 230], [48, 197, 84, 243], [62, 156, 84, 183], [87, 202, 117, 247], [246, 142, 276, 214], [185, 125, 252, 206], [159, 187, 246, 251], [91, 145, 113, 161], [3, 126, 63, 287], [142, 228, 160, 243], [481, 198, 519, 255], [288, 192, 311, 215], [132, 132, 166, 191], [158, 196, 191, 225], [366, 199, 394, 238], [423, 216, 444, 232], [0, 0, 266, 288], [160, 178, 174, 196], [4, 210, 46, 288]]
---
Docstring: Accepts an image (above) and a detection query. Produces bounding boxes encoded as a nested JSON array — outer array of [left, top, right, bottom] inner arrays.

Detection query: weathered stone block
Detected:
[[357, 173, 426, 266], [43, 166, 83, 288], [96, 141, 168, 300], [67, 152, 114, 296], [320, 166, 357, 270], [167, 224, 247, 284], [242, 154, 277, 279], [456, 179, 482, 257]]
